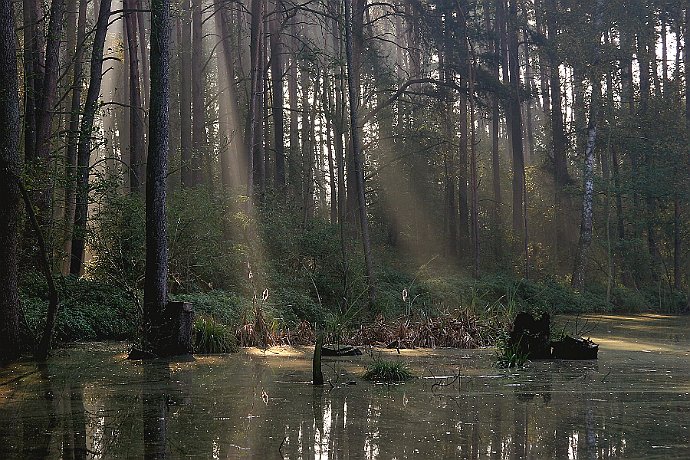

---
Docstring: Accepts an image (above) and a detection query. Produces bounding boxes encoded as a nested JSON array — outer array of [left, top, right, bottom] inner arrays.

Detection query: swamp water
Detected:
[[1, 314, 689, 459]]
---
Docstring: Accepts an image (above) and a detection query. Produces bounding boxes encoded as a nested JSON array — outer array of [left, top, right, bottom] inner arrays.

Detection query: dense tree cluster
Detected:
[[1, 0, 689, 361]]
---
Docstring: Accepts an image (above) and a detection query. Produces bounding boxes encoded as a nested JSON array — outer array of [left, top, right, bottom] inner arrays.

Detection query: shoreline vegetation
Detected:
[[19, 265, 687, 352]]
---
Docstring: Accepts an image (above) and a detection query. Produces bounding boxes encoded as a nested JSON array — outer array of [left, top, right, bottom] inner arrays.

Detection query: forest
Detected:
[[1, 0, 690, 358]]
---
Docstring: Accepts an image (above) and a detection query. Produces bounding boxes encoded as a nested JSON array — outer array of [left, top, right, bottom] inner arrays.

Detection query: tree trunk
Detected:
[[62, 0, 88, 274], [468, 49, 479, 278], [144, 0, 171, 353], [572, 86, 598, 290], [287, 18, 300, 196], [324, 74, 337, 224], [490, 4, 502, 257], [685, 5, 690, 306], [246, 0, 264, 198], [546, 0, 571, 262], [191, 0, 205, 186], [332, 13, 346, 226], [0, 0, 22, 363], [301, 64, 314, 221], [125, 0, 145, 193], [440, 25, 457, 256], [572, 0, 604, 290], [456, 11, 469, 255], [507, 0, 527, 276], [345, 0, 364, 228], [216, 0, 244, 188], [345, 0, 375, 308], [269, 0, 285, 189], [33, 0, 66, 226], [177, 3, 193, 187], [69, 0, 112, 276], [135, 0, 150, 107], [22, 0, 44, 165]]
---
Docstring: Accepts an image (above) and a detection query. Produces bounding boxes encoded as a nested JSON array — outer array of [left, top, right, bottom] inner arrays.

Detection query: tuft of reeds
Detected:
[[494, 333, 529, 368], [193, 315, 238, 354], [363, 358, 414, 382], [235, 304, 281, 348]]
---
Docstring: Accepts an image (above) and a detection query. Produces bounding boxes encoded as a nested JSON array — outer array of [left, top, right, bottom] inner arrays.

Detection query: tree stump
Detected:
[[161, 301, 194, 356], [509, 312, 552, 359]]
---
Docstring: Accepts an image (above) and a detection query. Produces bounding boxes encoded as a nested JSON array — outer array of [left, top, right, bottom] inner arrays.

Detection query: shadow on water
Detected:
[[1, 314, 690, 458]]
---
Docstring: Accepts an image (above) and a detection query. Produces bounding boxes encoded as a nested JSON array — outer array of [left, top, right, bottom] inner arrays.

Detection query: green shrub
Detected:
[[363, 358, 414, 382]]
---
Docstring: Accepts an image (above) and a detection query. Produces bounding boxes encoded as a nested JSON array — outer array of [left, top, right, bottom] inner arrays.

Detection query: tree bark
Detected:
[[546, 0, 571, 262], [685, 5, 690, 306], [144, 0, 171, 353], [507, 0, 528, 276], [177, 2, 193, 187], [191, 0, 206, 186], [62, 0, 88, 274], [572, 88, 598, 290], [324, 73, 337, 224], [246, 0, 265, 198], [135, 0, 150, 107], [489, 3, 502, 257], [125, 0, 145, 193], [22, 0, 44, 165], [0, 0, 22, 363], [331, 12, 346, 226], [345, 0, 375, 308], [439, 23, 457, 256], [33, 0, 66, 226], [345, 0, 364, 228], [572, 0, 604, 290], [269, 0, 285, 189], [215, 0, 244, 188], [287, 17, 300, 195], [69, 0, 112, 276], [468, 47, 479, 278]]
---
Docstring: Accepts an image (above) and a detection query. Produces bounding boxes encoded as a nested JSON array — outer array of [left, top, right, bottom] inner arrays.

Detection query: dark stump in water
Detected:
[[128, 301, 194, 359], [510, 312, 552, 359], [508, 311, 599, 360], [551, 336, 599, 360], [161, 301, 194, 356]]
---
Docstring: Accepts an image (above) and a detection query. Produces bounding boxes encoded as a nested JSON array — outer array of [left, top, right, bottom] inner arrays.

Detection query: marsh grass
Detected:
[[363, 358, 414, 382], [494, 333, 529, 368], [193, 315, 238, 354]]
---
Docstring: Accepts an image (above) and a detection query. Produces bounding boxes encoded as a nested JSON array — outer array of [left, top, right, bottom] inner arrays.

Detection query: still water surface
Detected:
[[1, 314, 689, 459]]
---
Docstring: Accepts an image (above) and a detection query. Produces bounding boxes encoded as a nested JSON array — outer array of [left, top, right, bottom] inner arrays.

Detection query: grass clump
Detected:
[[363, 358, 414, 382], [494, 333, 529, 369], [193, 315, 238, 354]]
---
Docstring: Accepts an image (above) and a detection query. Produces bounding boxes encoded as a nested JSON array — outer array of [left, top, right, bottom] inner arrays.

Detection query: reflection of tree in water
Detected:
[[62, 382, 88, 459], [21, 363, 59, 458], [5, 344, 690, 459], [142, 361, 170, 458], [0, 362, 90, 458]]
